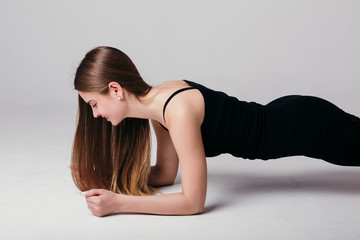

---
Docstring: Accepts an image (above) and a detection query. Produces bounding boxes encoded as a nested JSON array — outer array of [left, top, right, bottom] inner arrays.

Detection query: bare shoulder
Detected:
[[152, 80, 190, 104], [154, 80, 205, 127], [164, 84, 205, 129], [156, 80, 190, 89]]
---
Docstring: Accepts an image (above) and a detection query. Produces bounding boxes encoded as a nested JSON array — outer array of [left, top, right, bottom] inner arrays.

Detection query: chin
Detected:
[[110, 117, 126, 126], [111, 120, 121, 126]]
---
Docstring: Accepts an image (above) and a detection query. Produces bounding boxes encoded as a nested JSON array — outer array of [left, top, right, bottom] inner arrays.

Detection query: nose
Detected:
[[92, 108, 100, 118]]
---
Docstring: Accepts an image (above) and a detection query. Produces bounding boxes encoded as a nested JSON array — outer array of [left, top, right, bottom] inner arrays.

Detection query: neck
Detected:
[[124, 88, 162, 122]]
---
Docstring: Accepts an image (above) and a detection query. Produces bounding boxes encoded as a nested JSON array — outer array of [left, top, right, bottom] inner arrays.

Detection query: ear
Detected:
[[108, 82, 124, 100]]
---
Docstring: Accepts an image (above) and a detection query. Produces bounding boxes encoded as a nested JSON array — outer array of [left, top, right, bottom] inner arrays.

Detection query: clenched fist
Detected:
[[83, 189, 121, 217]]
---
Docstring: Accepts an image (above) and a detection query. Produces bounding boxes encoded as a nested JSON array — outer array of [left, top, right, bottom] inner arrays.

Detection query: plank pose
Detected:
[[72, 46, 360, 217]]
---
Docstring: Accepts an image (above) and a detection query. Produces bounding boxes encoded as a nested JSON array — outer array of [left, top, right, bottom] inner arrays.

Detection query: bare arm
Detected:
[[148, 119, 179, 187], [118, 109, 207, 215], [85, 116, 207, 215]]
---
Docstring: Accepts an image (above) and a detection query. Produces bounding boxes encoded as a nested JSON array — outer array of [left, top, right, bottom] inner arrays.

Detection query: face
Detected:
[[78, 88, 126, 126]]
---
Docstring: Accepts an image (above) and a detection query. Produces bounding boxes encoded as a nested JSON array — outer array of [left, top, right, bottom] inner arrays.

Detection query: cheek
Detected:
[[112, 105, 126, 122], [103, 101, 115, 113], [107, 102, 121, 117]]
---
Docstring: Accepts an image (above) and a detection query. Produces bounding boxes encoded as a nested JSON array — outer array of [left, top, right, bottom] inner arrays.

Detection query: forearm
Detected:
[[117, 192, 204, 215]]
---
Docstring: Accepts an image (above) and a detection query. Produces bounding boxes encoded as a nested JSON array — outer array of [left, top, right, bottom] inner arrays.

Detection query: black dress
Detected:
[[160, 80, 360, 166]]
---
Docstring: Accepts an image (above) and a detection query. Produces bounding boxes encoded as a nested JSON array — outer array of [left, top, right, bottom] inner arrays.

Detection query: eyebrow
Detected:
[[86, 100, 93, 105]]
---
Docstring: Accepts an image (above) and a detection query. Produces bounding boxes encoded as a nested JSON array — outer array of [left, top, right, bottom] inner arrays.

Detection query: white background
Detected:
[[1, 0, 360, 239]]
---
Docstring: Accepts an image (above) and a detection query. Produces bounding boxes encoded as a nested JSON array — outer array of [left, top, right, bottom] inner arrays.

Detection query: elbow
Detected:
[[149, 166, 177, 187], [187, 200, 205, 215], [193, 205, 205, 215], [182, 192, 206, 215], [196, 200, 205, 214], [161, 175, 176, 187], [163, 178, 175, 186], [189, 204, 204, 215], [151, 179, 175, 188]]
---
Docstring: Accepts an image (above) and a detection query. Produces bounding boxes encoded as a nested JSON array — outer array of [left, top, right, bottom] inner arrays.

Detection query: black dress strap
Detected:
[[159, 86, 196, 131], [159, 122, 169, 131]]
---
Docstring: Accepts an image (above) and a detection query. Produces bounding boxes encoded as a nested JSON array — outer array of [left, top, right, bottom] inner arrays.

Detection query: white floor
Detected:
[[1, 105, 360, 240]]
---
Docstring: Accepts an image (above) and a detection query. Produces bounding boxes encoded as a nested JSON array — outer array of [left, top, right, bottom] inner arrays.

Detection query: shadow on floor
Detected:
[[202, 167, 360, 212], [209, 168, 360, 196]]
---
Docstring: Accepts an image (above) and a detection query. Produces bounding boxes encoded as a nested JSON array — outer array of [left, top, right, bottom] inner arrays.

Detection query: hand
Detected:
[[84, 189, 120, 217]]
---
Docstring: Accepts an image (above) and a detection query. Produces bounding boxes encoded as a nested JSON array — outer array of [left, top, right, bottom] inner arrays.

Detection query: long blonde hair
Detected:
[[72, 46, 157, 195]]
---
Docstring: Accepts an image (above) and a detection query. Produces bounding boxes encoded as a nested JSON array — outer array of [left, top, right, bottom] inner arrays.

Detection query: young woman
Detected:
[[72, 46, 360, 217]]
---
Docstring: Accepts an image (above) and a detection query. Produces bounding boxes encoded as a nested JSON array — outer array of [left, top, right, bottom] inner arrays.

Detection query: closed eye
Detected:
[[92, 103, 97, 108]]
